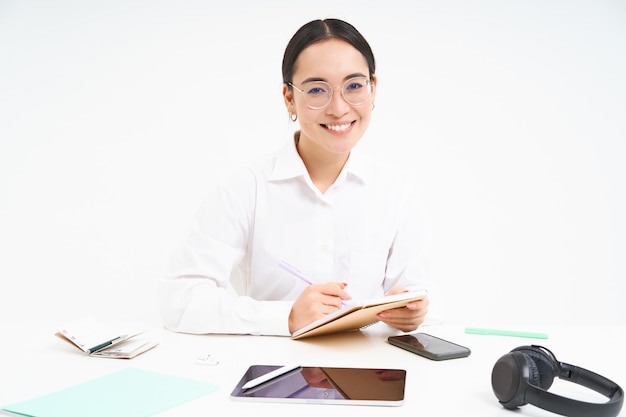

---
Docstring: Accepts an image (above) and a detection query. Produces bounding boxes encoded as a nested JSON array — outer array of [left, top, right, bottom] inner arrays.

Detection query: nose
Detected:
[[325, 87, 350, 115]]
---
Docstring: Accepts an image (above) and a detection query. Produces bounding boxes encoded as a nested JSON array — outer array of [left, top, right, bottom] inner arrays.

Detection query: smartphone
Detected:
[[388, 333, 471, 361]]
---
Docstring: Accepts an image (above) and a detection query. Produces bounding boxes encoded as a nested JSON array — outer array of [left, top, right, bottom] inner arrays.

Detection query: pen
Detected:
[[242, 364, 302, 390], [87, 335, 127, 354], [279, 260, 314, 285], [279, 260, 350, 305], [465, 327, 548, 339]]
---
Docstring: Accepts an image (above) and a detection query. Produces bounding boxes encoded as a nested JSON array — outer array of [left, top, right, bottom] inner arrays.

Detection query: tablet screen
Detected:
[[230, 365, 406, 406]]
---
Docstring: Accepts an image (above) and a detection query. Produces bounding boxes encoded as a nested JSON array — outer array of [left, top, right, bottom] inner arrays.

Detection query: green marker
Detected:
[[465, 327, 548, 339]]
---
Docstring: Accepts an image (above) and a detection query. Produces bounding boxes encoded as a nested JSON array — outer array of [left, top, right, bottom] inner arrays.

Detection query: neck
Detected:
[[296, 136, 349, 194]]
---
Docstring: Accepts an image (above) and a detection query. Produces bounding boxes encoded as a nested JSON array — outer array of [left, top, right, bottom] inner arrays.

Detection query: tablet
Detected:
[[230, 365, 406, 406]]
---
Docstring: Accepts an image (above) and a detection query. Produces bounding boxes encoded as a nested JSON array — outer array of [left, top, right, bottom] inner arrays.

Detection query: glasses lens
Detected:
[[342, 77, 371, 106], [300, 81, 332, 109]]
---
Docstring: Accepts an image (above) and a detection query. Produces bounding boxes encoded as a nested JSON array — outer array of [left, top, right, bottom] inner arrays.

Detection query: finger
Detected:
[[319, 283, 351, 303], [386, 285, 409, 296], [406, 298, 429, 310], [378, 314, 426, 332], [377, 306, 427, 322]]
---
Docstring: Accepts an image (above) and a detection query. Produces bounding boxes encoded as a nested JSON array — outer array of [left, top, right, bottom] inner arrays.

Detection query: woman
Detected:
[[159, 18, 430, 336]]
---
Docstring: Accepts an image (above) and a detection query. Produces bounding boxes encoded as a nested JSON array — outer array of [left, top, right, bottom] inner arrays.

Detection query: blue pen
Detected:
[[279, 260, 350, 305]]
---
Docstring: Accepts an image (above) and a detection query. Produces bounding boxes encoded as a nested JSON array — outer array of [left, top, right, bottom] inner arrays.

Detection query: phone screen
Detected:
[[388, 333, 471, 360]]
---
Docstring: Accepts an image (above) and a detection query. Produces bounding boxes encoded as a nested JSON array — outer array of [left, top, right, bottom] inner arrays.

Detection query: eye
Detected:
[[343, 77, 368, 93], [345, 80, 366, 92], [304, 82, 329, 96]]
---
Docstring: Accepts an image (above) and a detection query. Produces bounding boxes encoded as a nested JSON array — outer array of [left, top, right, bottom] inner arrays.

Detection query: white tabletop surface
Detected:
[[0, 321, 623, 417]]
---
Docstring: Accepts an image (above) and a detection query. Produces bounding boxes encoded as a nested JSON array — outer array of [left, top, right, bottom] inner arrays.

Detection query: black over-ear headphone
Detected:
[[491, 345, 623, 417]]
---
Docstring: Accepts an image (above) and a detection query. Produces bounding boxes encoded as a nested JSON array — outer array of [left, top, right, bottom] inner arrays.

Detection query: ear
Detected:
[[370, 74, 378, 102], [283, 83, 295, 113]]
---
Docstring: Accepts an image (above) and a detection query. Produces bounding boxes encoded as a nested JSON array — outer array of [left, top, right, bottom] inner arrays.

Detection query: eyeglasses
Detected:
[[289, 76, 372, 110]]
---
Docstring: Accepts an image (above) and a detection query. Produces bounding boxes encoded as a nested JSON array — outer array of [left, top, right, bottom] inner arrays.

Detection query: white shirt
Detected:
[[159, 136, 430, 336]]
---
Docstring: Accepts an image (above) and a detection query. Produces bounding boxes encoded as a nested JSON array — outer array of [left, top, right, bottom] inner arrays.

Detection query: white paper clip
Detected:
[[196, 353, 219, 366]]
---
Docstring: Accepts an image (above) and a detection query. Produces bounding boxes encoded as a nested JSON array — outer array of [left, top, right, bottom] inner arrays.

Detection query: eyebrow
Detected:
[[300, 72, 368, 84]]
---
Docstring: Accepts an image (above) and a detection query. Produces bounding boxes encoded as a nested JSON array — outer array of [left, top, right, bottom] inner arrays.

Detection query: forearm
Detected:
[[159, 276, 292, 336]]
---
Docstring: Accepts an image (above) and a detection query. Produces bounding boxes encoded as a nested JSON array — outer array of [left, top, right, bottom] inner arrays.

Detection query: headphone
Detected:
[[491, 345, 624, 417]]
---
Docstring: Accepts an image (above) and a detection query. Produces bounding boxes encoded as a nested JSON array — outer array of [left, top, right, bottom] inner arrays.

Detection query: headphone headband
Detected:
[[492, 345, 624, 417]]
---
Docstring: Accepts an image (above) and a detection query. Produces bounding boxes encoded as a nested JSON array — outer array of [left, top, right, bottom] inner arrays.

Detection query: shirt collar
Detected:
[[269, 132, 372, 185], [269, 135, 307, 181]]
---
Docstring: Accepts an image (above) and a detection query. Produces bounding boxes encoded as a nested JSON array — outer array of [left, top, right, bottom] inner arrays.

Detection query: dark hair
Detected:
[[282, 19, 376, 85]]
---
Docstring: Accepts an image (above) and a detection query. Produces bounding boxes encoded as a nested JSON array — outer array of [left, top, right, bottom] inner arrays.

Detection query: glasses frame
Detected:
[[288, 76, 373, 110]]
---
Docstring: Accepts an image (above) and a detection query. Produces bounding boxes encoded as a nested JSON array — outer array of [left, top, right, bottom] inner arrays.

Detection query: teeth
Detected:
[[326, 123, 351, 132]]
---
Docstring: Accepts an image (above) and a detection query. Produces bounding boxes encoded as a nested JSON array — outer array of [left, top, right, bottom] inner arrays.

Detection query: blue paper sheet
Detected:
[[2, 367, 218, 417]]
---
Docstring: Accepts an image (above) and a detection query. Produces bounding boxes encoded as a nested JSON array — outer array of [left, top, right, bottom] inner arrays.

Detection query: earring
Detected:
[[372, 103, 376, 110], [290, 113, 297, 122]]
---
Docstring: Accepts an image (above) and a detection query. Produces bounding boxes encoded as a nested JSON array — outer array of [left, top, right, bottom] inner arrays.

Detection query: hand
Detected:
[[288, 283, 351, 333], [376, 285, 429, 332]]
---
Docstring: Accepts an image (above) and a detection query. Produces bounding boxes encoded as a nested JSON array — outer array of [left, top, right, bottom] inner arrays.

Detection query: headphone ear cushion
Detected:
[[512, 346, 558, 390], [521, 351, 542, 389], [492, 351, 537, 408]]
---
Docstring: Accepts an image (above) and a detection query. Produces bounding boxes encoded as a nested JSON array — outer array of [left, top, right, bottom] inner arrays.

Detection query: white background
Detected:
[[1, 0, 624, 328]]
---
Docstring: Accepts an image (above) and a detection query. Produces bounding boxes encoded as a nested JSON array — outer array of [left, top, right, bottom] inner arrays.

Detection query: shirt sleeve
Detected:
[[158, 168, 292, 336], [159, 276, 292, 336]]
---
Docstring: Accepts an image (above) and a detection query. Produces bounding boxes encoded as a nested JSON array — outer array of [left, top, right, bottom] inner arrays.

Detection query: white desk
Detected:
[[1, 321, 623, 417]]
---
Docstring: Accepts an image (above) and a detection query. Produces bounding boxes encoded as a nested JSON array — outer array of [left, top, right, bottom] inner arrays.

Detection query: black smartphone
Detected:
[[388, 333, 471, 361]]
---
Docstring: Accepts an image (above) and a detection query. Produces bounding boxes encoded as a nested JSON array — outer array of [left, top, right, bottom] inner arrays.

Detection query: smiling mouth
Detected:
[[324, 122, 353, 132]]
